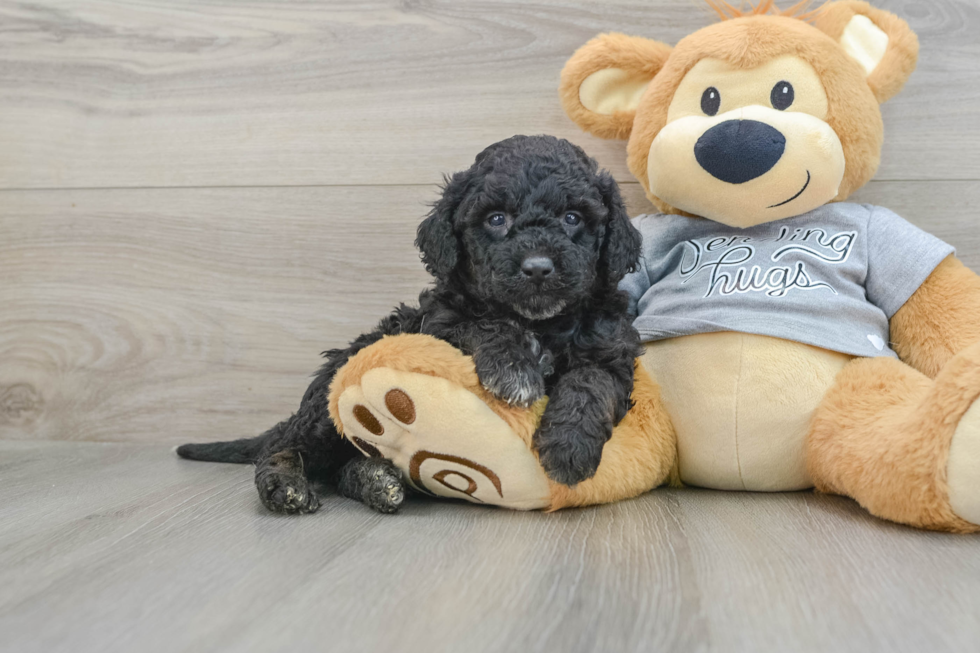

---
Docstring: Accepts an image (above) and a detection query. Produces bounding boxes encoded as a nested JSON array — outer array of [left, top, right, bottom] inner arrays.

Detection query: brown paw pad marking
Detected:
[[409, 451, 503, 500], [353, 404, 384, 436], [352, 437, 383, 459], [385, 388, 416, 424], [433, 470, 478, 495]]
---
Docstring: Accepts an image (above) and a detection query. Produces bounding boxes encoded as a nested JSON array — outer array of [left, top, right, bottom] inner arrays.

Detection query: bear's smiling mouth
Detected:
[[768, 170, 811, 208]]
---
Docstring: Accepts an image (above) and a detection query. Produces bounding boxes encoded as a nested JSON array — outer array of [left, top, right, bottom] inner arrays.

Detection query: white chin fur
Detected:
[[515, 300, 567, 321]]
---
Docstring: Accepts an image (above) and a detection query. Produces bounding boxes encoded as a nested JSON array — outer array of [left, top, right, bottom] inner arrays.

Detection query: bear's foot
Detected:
[[336, 367, 551, 510], [948, 401, 980, 526]]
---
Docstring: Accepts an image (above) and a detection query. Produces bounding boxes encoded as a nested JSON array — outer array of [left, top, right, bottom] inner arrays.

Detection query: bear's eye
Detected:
[[701, 87, 720, 116], [771, 81, 794, 110], [487, 213, 507, 228], [563, 212, 582, 226]]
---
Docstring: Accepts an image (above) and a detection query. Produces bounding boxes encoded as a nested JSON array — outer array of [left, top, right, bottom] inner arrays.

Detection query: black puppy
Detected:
[[178, 135, 643, 514]]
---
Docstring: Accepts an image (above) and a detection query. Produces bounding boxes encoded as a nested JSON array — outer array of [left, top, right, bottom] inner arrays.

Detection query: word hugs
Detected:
[[679, 226, 857, 298]]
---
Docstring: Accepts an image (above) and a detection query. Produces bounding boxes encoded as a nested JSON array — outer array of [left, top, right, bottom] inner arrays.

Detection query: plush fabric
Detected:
[[948, 401, 980, 526], [338, 365, 552, 510], [560, 33, 673, 140], [578, 68, 650, 120], [811, 0, 919, 103], [807, 342, 980, 533], [330, 333, 541, 447], [643, 332, 851, 491], [630, 16, 886, 215], [559, 4, 917, 216], [889, 255, 980, 379], [647, 102, 846, 225], [326, 2, 980, 532], [621, 206, 955, 358]]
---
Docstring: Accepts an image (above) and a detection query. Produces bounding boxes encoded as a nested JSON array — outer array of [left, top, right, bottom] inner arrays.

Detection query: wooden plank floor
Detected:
[[2, 0, 979, 188], [1, 440, 979, 653]]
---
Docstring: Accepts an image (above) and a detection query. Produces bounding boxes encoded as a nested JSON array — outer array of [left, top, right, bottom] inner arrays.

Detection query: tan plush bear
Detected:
[[329, 0, 980, 532]]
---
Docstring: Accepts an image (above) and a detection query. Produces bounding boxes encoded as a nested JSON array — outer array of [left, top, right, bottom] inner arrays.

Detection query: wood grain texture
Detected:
[[1, 0, 978, 189], [0, 185, 433, 442], [0, 440, 978, 653], [2, 181, 978, 444]]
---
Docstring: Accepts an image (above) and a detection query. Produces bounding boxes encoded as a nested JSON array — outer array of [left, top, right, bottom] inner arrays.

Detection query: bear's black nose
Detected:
[[521, 256, 554, 282], [694, 119, 786, 184]]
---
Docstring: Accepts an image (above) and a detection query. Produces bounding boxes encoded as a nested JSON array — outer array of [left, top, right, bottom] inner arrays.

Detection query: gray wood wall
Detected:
[[2, 0, 978, 444]]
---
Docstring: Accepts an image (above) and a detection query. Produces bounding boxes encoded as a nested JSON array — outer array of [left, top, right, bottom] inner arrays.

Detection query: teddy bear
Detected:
[[327, 0, 980, 533]]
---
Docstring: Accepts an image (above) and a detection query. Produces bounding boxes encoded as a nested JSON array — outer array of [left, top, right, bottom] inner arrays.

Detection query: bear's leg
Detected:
[[806, 341, 980, 532]]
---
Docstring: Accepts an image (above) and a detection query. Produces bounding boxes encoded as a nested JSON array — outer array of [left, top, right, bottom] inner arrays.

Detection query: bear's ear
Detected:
[[559, 33, 672, 140], [812, 0, 919, 103]]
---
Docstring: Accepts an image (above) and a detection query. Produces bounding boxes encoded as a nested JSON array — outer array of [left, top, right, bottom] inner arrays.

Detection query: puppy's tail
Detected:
[[175, 435, 266, 464]]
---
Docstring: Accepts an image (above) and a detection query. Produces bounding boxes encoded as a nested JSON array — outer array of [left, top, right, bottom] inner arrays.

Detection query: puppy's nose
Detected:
[[521, 256, 554, 282], [695, 119, 786, 184]]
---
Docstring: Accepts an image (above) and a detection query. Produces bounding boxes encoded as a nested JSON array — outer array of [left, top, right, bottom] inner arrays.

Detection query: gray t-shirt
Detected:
[[619, 203, 954, 358]]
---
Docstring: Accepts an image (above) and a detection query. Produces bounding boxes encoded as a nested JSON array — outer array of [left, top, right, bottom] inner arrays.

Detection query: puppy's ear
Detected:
[[597, 171, 641, 283], [416, 170, 470, 278]]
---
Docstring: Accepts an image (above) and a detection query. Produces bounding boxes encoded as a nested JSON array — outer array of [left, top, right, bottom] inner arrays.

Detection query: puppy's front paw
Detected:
[[476, 354, 546, 407], [523, 333, 555, 378], [338, 366, 552, 509], [255, 451, 320, 514], [534, 423, 607, 486]]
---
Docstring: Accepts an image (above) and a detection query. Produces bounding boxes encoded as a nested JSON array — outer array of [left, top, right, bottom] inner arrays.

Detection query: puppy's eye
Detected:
[[701, 87, 720, 116], [563, 212, 582, 226], [771, 81, 794, 110], [487, 213, 507, 228]]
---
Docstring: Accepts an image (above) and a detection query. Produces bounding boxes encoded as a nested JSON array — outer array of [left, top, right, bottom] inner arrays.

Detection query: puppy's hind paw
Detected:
[[338, 458, 405, 514], [256, 470, 321, 514]]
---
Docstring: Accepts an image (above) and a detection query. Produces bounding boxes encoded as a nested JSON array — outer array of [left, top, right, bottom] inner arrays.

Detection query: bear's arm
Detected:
[[889, 255, 980, 378]]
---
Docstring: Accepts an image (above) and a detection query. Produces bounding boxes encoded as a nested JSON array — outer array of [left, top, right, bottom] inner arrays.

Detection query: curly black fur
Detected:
[[176, 135, 643, 513]]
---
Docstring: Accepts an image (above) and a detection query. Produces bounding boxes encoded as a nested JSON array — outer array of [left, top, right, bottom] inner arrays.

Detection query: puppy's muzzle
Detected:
[[521, 256, 555, 283]]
